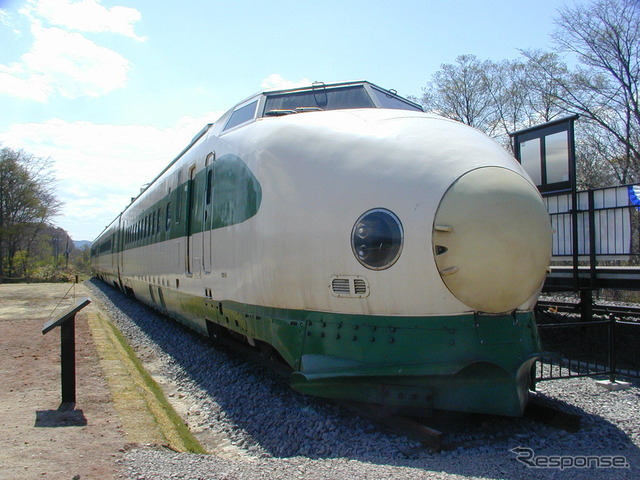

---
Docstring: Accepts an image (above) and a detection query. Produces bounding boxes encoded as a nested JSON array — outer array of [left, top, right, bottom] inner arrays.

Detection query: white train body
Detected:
[[92, 81, 552, 416]]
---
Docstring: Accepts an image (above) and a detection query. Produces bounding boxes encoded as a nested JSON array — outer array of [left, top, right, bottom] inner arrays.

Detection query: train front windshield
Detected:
[[263, 85, 422, 115]]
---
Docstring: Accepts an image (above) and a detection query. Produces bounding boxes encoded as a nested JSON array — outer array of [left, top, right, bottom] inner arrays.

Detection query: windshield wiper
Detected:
[[264, 107, 324, 117]]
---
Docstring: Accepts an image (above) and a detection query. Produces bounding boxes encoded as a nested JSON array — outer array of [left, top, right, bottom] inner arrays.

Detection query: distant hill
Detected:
[[74, 240, 92, 249]]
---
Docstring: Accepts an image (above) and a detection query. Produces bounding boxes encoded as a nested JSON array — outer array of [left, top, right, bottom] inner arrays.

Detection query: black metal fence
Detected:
[[533, 314, 640, 385], [535, 182, 640, 383]]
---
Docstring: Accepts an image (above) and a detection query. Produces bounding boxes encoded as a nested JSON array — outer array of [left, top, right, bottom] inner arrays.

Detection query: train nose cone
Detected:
[[432, 167, 552, 314]]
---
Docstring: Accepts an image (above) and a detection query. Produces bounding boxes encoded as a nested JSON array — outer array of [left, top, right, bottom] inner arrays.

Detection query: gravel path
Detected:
[[87, 279, 640, 479]]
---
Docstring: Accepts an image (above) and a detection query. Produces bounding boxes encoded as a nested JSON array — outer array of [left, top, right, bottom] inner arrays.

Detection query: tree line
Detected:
[[415, 0, 639, 188], [0, 146, 90, 281]]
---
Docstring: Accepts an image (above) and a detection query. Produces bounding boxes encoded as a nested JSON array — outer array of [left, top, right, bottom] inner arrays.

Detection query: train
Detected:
[[92, 80, 552, 416]]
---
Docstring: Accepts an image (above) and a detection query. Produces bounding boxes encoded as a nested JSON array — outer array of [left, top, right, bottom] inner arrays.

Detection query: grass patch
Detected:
[[90, 312, 206, 454]]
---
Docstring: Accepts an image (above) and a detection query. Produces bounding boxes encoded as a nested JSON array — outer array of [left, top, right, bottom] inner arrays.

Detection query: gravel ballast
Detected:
[[87, 280, 639, 479]]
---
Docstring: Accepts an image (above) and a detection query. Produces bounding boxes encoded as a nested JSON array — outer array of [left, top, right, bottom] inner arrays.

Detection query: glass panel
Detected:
[[224, 100, 258, 131], [519, 139, 542, 186], [264, 86, 374, 114], [545, 131, 569, 184], [370, 88, 422, 111]]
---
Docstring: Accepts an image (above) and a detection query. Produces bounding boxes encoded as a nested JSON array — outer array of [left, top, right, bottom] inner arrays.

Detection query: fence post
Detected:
[[571, 191, 580, 293], [608, 314, 616, 384], [578, 189, 597, 322], [580, 289, 594, 322], [587, 189, 597, 285]]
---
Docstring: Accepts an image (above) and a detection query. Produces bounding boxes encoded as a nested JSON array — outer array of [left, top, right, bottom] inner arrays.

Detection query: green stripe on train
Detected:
[[94, 154, 262, 254], [132, 280, 541, 416]]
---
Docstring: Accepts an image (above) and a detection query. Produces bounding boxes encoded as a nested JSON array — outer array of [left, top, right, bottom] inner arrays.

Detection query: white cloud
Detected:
[[0, 112, 224, 240], [0, 24, 131, 100], [0, 9, 19, 34], [261, 74, 312, 91], [0, 0, 143, 101], [22, 0, 146, 40], [0, 67, 51, 102]]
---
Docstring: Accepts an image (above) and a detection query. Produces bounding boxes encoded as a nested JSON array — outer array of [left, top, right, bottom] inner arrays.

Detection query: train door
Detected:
[[186, 164, 201, 277], [110, 231, 116, 270], [116, 216, 125, 292], [203, 152, 215, 273]]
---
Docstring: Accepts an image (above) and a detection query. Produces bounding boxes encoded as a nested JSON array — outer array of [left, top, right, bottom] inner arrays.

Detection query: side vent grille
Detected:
[[332, 278, 351, 294], [330, 276, 370, 298], [353, 278, 368, 295]]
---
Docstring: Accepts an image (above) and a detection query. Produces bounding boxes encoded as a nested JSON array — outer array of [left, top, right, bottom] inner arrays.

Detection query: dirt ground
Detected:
[[0, 283, 126, 480]]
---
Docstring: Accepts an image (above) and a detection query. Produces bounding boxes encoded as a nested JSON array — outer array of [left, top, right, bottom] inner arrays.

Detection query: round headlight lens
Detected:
[[351, 209, 403, 270]]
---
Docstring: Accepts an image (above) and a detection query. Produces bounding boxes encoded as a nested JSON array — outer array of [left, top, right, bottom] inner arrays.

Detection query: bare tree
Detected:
[[420, 55, 567, 150], [485, 58, 566, 149], [520, 53, 568, 124], [0, 147, 62, 278], [484, 60, 530, 143], [420, 55, 498, 134], [524, 0, 640, 183]]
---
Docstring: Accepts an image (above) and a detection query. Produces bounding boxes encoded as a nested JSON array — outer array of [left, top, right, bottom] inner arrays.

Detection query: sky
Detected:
[[0, 0, 592, 242]]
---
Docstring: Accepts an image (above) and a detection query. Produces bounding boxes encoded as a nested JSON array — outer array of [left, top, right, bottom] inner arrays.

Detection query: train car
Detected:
[[92, 81, 552, 416], [91, 215, 121, 289]]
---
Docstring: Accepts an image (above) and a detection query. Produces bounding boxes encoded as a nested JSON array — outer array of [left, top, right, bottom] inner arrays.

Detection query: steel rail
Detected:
[[536, 299, 640, 320]]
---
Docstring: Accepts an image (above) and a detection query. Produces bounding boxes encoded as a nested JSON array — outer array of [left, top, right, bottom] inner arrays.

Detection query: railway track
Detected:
[[216, 324, 584, 453], [536, 299, 640, 320], [91, 278, 597, 460], [216, 333, 449, 449]]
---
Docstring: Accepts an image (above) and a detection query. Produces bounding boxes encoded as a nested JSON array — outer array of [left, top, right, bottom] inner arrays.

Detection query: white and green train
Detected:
[[92, 81, 552, 416]]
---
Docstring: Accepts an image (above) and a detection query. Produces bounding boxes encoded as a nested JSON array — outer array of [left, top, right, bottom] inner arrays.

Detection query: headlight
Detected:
[[351, 208, 403, 270]]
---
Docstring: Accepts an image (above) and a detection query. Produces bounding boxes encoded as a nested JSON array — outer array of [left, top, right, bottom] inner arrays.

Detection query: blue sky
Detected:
[[0, 0, 590, 241]]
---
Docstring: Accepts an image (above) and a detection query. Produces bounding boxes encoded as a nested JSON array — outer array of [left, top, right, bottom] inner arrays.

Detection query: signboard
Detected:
[[511, 115, 579, 194]]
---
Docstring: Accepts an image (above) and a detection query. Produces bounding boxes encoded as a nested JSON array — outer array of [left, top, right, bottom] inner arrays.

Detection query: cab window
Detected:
[[224, 100, 258, 131]]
